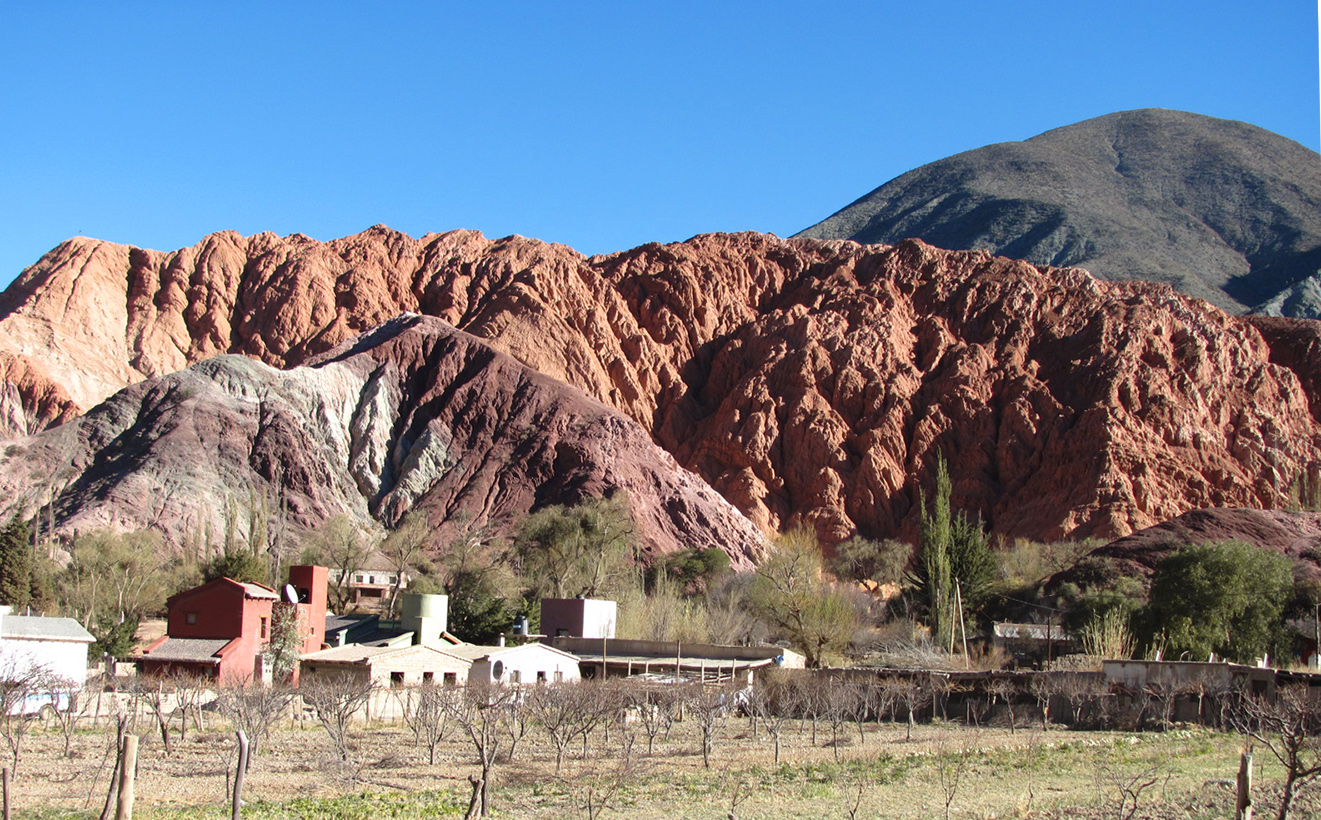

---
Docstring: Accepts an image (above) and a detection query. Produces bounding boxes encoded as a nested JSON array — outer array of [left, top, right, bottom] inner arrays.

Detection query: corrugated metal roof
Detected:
[[1, 616, 95, 643], [444, 642, 578, 662]]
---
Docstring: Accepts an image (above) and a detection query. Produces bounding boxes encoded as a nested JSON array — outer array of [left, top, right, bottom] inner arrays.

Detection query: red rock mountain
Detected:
[[2, 228, 1319, 545], [0, 315, 765, 564]]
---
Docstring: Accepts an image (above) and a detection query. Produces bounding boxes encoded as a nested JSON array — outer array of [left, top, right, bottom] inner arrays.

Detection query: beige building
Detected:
[[301, 643, 472, 687]]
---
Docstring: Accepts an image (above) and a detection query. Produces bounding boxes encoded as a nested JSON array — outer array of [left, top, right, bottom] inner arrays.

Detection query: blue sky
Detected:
[[1, 1, 1316, 287]]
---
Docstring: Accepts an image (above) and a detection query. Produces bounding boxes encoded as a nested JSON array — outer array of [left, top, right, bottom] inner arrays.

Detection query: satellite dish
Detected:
[[283, 584, 298, 604]]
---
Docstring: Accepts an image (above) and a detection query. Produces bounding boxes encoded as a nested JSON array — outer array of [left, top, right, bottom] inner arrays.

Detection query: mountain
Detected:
[[2, 227, 1318, 550], [1047, 507, 1321, 589], [796, 109, 1321, 318], [0, 314, 766, 564]]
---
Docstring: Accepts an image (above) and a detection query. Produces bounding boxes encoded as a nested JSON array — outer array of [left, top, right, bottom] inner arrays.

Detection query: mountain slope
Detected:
[[0, 314, 766, 564], [3, 228, 1319, 546], [796, 109, 1321, 317]]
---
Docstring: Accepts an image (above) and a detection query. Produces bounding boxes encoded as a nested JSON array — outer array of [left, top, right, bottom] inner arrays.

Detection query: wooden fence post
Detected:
[[232, 730, 249, 820], [1235, 746, 1253, 820], [3, 765, 11, 820], [115, 734, 137, 820]]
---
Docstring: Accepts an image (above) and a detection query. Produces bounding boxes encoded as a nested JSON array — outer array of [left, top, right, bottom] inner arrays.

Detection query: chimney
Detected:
[[287, 566, 329, 654]]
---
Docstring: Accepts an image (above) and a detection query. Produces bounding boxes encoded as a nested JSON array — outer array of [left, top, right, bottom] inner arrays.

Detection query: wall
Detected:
[[0, 635, 91, 686]]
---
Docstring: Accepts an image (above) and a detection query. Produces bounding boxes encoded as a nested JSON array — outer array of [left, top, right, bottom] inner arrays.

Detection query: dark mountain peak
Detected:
[[797, 109, 1321, 316]]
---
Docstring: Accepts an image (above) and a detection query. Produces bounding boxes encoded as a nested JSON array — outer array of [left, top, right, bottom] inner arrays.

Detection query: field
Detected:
[[4, 692, 1317, 820]]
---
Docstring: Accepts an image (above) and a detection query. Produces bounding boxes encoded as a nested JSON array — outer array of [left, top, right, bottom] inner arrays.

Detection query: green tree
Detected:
[[58, 529, 181, 633], [909, 458, 997, 651], [1138, 540, 1293, 664], [645, 547, 731, 593], [0, 516, 32, 609], [749, 527, 858, 668], [446, 570, 514, 644], [264, 603, 305, 682], [201, 546, 269, 585], [299, 514, 379, 613], [514, 495, 635, 599], [828, 536, 912, 588]]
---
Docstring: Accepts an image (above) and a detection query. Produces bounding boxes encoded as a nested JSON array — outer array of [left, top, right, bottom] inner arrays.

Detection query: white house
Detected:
[[445, 642, 582, 686], [0, 605, 96, 686], [301, 643, 473, 687]]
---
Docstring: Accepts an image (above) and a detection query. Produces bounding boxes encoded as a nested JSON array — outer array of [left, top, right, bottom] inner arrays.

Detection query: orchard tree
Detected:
[[1138, 540, 1292, 664]]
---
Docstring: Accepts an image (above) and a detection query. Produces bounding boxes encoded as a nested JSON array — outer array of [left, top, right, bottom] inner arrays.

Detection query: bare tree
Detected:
[[891, 675, 931, 741], [821, 678, 853, 761], [746, 677, 791, 764], [1230, 685, 1321, 820], [934, 731, 971, 820], [683, 683, 732, 769], [1058, 673, 1106, 729], [528, 681, 592, 775], [379, 511, 431, 619], [632, 687, 678, 757], [445, 679, 518, 817], [559, 757, 641, 820], [215, 683, 294, 766], [0, 659, 53, 777], [1092, 756, 1171, 820], [1029, 674, 1058, 731], [847, 680, 879, 744], [125, 676, 174, 756], [394, 683, 454, 765], [986, 676, 1018, 734], [301, 674, 373, 762], [45, 678, 89, 758], [168, 672, 210, 742]]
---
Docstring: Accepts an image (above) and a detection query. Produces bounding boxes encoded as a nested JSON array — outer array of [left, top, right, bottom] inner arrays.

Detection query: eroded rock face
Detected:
[[3, 228, 1319, 544], [0, 315, 766, 565]]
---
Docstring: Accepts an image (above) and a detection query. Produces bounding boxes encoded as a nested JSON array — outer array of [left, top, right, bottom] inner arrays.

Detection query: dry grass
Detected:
[[4, 709, 1317, 819]]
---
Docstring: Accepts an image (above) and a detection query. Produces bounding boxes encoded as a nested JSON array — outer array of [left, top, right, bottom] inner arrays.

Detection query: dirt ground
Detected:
[[5, 702, 1318, 820]]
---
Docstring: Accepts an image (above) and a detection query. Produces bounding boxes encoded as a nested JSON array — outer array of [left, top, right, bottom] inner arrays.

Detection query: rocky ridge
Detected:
[[2, 227, 1319, 546], [0, 314, 765, 565]]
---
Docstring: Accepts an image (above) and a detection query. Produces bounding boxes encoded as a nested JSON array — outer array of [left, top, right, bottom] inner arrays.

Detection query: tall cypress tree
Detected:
[[0, 516, 33, 609], [912, 457, 997, 652]]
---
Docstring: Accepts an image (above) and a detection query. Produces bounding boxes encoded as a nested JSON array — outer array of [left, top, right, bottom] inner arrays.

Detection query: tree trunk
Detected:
[[232, 731, 249, 820]]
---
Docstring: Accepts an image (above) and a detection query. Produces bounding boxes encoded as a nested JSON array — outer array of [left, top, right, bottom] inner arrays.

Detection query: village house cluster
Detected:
[[133, 565, 804, 689]]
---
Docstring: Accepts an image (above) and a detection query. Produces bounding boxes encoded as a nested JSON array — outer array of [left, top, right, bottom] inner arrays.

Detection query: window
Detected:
[[185, 612, 197, 625], [443, 673, 457, 687], [260, 617, 268, 639], [509, 670, 521, 684], [554, 671, 564, 683], [536, 671, 547, 683], [390, 672, 405, 687], [422, 672, 434, 684]]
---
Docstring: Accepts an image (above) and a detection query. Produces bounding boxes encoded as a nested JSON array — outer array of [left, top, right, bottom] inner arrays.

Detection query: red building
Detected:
[[140, 565, 328, 684]]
